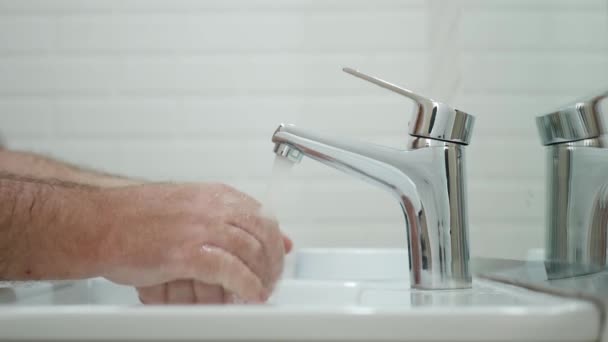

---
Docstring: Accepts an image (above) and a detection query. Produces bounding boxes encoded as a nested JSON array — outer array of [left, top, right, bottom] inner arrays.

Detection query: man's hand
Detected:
[[137, 232, 291, 304], [98, 183, 290, 304], [0, 149, 292, 304]]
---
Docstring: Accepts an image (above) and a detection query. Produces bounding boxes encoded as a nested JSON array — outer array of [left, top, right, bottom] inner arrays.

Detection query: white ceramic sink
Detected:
[[0, 248, 601, 341]]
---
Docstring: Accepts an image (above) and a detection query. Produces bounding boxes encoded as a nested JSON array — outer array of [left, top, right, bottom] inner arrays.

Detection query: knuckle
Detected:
[[233, 229, 262, 256], [250, 237, 265, 258], [249, 213, 266, 231], [240, 237, 267, 280]]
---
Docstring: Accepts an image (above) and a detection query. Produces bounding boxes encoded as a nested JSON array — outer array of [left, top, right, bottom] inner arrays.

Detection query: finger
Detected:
[[220, 187, 279, 252], [203, 223, 270, 288], [167, 280, 195, 304], [261, 217, 286, 285], [282, 234, 293, 254], [219, 188, 285, 289], [185, 244, 266, 303], [193, 281, 224, 304], [227, 212, 285, 288], [137, 284, 168, 305], [223, 290, 247, 304]]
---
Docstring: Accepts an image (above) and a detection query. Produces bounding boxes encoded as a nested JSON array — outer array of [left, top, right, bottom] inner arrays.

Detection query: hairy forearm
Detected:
[[0, 149, 140, 187], [0, 174, 109, 280]]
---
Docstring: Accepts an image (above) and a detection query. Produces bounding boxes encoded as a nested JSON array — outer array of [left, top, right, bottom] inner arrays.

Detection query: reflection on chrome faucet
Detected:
[[536, 90, 608, 276], [271, 68, 476, 290]]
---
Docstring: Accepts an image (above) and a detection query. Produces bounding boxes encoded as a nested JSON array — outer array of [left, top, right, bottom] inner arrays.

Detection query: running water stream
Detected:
[[263, 156, 295, 218]]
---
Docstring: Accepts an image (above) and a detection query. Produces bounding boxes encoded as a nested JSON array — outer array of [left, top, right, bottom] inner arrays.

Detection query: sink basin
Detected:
[[0, 248, 601, 341]]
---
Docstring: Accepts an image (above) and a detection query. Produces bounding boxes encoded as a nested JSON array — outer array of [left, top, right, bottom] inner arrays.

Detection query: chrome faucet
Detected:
[[271, 68, 475, 290], [536, 90, 608, 275]]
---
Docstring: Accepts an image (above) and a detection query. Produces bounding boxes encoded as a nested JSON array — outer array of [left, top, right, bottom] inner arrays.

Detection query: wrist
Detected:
[[24, 182, 108, 280], [90, 186, 145, 279], [84, 187, 130, 278]]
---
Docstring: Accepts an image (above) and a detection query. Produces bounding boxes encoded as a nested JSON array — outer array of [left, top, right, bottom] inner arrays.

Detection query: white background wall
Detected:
[[0, 0, 606, 258]]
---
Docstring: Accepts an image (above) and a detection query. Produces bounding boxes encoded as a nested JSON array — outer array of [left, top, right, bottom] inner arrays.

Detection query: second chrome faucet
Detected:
[[537, 90, 608, 277], [271, 68, 475, 290]]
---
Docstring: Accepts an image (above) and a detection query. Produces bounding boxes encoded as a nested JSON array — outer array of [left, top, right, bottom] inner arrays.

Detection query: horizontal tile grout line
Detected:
[[280, 219, 545, 226], [0, 50, 429, 57], [0, 90, 602, 97], [0, 98, 582, 103], [2, 138, 541, 147], [0, 93, 403, 98], [0, 95, 416, 101], [0, 9, 429, 16], [0, 93, 589, 100], [230, 182, 547, 190], [278, 220, 544, 228], [11, 8, 583, 16], [238, 179, 546, 184], [0, 51, 606, 57], [0, 137, 541, 143], [0, 91, 426, 96], [0, 53, 429, 59], [218, 177, 546, 187], [0, 6, 603, 15], [1, 136, 543, 143], [0, 48, 607, 57]]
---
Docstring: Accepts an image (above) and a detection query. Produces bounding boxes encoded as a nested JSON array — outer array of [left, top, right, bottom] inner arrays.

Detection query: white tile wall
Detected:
[[0, 0, 607, 258]]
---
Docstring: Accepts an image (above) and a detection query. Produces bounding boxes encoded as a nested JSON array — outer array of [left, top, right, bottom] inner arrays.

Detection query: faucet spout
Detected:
[[272, 123, 472, 290]]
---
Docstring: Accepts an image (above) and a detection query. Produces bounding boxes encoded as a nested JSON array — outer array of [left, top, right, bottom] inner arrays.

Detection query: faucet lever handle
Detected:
[[343, 67, 433, 107], [343, 67, 476, 145], [536, 89, 608, 146]]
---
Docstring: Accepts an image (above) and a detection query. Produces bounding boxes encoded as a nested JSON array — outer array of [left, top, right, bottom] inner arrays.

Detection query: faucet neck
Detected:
[[398, 142, 471, 289], [545, 140, 608, 268]]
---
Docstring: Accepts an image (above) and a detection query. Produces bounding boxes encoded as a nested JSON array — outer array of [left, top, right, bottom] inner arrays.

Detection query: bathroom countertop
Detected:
[[482, 263, 608, 342]]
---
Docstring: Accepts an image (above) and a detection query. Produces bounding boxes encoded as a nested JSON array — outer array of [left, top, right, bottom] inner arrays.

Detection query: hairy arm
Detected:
[[0, 149, 140, 280], [0, 148, 292, 302], [0, 177, 290, 303], [0, 174, 108, 281], [0, 148, 139, 188]]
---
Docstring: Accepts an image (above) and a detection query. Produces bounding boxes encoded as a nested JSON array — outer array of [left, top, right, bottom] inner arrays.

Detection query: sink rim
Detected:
[[0, 294, 600, 342], [0, 248, 602, 341]]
